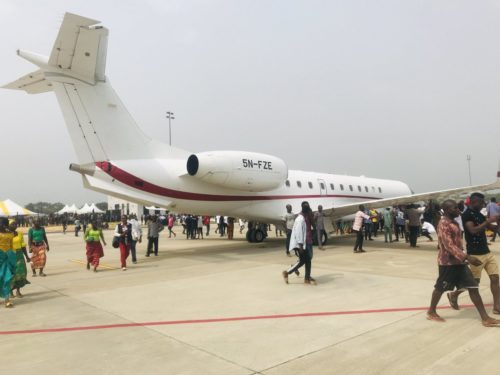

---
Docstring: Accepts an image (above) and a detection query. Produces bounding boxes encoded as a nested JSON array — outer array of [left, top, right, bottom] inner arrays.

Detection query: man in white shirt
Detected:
[[283, 204, 296, 257], [128, 214, 142, 264], [421, 220, 436, 242]]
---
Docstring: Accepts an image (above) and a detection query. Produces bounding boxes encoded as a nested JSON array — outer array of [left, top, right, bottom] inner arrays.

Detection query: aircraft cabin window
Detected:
[[320, 182, 325, 190], [349, 185, 353, 191], [378, 187, 382, 193], [365, 186, 368, 192], [340, 184, 344, 191], [330, 183, 334, 190], [357, 185, 361, 192], [371, 186, 375, 192], [308, 182, 313, 189], [285, 180, 290, 187], [297, 181, 302, 188]]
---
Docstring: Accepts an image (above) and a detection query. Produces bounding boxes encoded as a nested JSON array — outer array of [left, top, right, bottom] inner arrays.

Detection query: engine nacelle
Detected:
[[186, 151, 288, 192]]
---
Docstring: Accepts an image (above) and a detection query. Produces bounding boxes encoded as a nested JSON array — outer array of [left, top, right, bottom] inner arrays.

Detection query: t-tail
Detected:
[[2, 12, 182, 165]]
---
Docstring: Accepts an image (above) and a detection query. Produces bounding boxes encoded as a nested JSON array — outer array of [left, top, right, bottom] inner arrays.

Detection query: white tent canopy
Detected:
[[77, 203, 104, 215], [57, 204, 78, 214], [68, 204, 78, 213], [0, 199, 39, 217], [88, 203, 104, 213], [56, 205, 70, 214], [77, 203, 91, 214]]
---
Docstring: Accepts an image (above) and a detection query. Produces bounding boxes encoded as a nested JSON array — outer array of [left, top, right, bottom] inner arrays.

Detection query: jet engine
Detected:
[[186, 151, 288, 192]]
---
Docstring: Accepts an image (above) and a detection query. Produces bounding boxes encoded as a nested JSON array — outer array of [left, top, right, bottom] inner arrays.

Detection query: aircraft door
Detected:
[[318, 179, 327, 196]]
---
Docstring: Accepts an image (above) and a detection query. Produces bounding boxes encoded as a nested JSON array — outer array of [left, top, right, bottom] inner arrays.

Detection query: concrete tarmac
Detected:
[[1, 227, 500, 375]]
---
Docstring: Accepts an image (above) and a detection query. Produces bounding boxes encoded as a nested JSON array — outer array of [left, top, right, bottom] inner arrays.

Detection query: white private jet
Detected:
[[4, 13, 500, 243]]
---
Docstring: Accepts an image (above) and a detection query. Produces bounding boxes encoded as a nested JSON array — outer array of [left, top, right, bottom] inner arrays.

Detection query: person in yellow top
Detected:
[[84, 221, 106, 272], [0, 217, 16, 307], [9, 220, 30, 297], [370, 209, 380, 237]]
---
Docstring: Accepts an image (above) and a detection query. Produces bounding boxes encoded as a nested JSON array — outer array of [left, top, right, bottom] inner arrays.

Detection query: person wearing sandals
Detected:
[[9, 220, 30, 297], [114, 215, 132, 270], [84, 221, 106, 272], [28, 219, 50, 277], [426, 199, 499, 327], [446, 192, 500, 315], [0, 217, 16, 307]]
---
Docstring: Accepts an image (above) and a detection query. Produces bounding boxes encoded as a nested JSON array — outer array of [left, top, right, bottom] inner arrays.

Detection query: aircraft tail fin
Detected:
[[2, 13, 182, 164]]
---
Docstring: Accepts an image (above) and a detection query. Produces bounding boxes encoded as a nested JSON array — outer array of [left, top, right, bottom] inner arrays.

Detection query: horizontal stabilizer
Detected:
[[2, 69, 52, 94]]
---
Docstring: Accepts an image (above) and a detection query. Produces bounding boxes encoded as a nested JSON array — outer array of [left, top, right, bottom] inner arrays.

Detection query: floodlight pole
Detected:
[[166, 111, 175, 146], [466, 154, 472, 186]]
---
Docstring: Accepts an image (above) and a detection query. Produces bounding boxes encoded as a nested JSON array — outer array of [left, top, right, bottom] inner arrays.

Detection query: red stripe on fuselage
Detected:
[[95, 161, 382, 202]]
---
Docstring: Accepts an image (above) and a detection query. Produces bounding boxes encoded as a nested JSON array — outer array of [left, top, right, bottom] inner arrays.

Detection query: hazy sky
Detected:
[[1, 0, 499, 206]]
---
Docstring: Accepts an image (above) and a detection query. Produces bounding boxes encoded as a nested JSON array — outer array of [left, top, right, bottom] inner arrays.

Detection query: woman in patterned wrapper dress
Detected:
[[28, 219, 50, 277], [9, 220, 30, 297], [0, 217, 16, 307]]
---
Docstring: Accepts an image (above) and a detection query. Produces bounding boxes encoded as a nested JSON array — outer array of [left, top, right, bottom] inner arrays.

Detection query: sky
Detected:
[[1, 0, 499, 206]]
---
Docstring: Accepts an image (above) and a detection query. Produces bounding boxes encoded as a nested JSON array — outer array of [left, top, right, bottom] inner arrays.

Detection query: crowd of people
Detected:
[[1, 195, 498, 325], [281, 194, 500, 327], [0, 217, 48, 308]]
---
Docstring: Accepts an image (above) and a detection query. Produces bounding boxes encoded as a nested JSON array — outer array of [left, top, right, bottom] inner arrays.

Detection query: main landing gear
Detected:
[[246, 222, 268, 243]]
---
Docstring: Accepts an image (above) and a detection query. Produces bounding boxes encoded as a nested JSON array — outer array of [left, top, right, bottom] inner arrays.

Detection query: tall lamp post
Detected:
[[166, 111, 175, 146], [466, 154, 472, 186]]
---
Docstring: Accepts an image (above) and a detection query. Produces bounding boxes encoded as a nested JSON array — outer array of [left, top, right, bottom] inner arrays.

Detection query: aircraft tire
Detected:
[[246, 229, 255, 243], [254, 229, 265, 243]]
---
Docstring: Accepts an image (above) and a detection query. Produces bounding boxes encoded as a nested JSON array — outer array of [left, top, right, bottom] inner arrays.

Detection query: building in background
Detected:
[[107, 196, 144, 219]]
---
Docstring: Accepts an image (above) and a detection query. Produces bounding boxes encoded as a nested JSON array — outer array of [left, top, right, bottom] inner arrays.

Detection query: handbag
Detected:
[[112, 236, 120, 248]]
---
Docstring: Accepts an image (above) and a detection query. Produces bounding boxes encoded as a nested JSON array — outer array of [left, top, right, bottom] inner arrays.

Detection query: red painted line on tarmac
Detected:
[[0, 303, 491, 335]]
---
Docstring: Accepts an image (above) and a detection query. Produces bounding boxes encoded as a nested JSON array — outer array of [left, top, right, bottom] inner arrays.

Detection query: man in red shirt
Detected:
[[427, 199, 499, 327]]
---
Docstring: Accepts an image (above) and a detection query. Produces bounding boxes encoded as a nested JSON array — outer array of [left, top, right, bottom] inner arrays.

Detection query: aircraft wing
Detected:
[[323, 177, 500, 220]]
